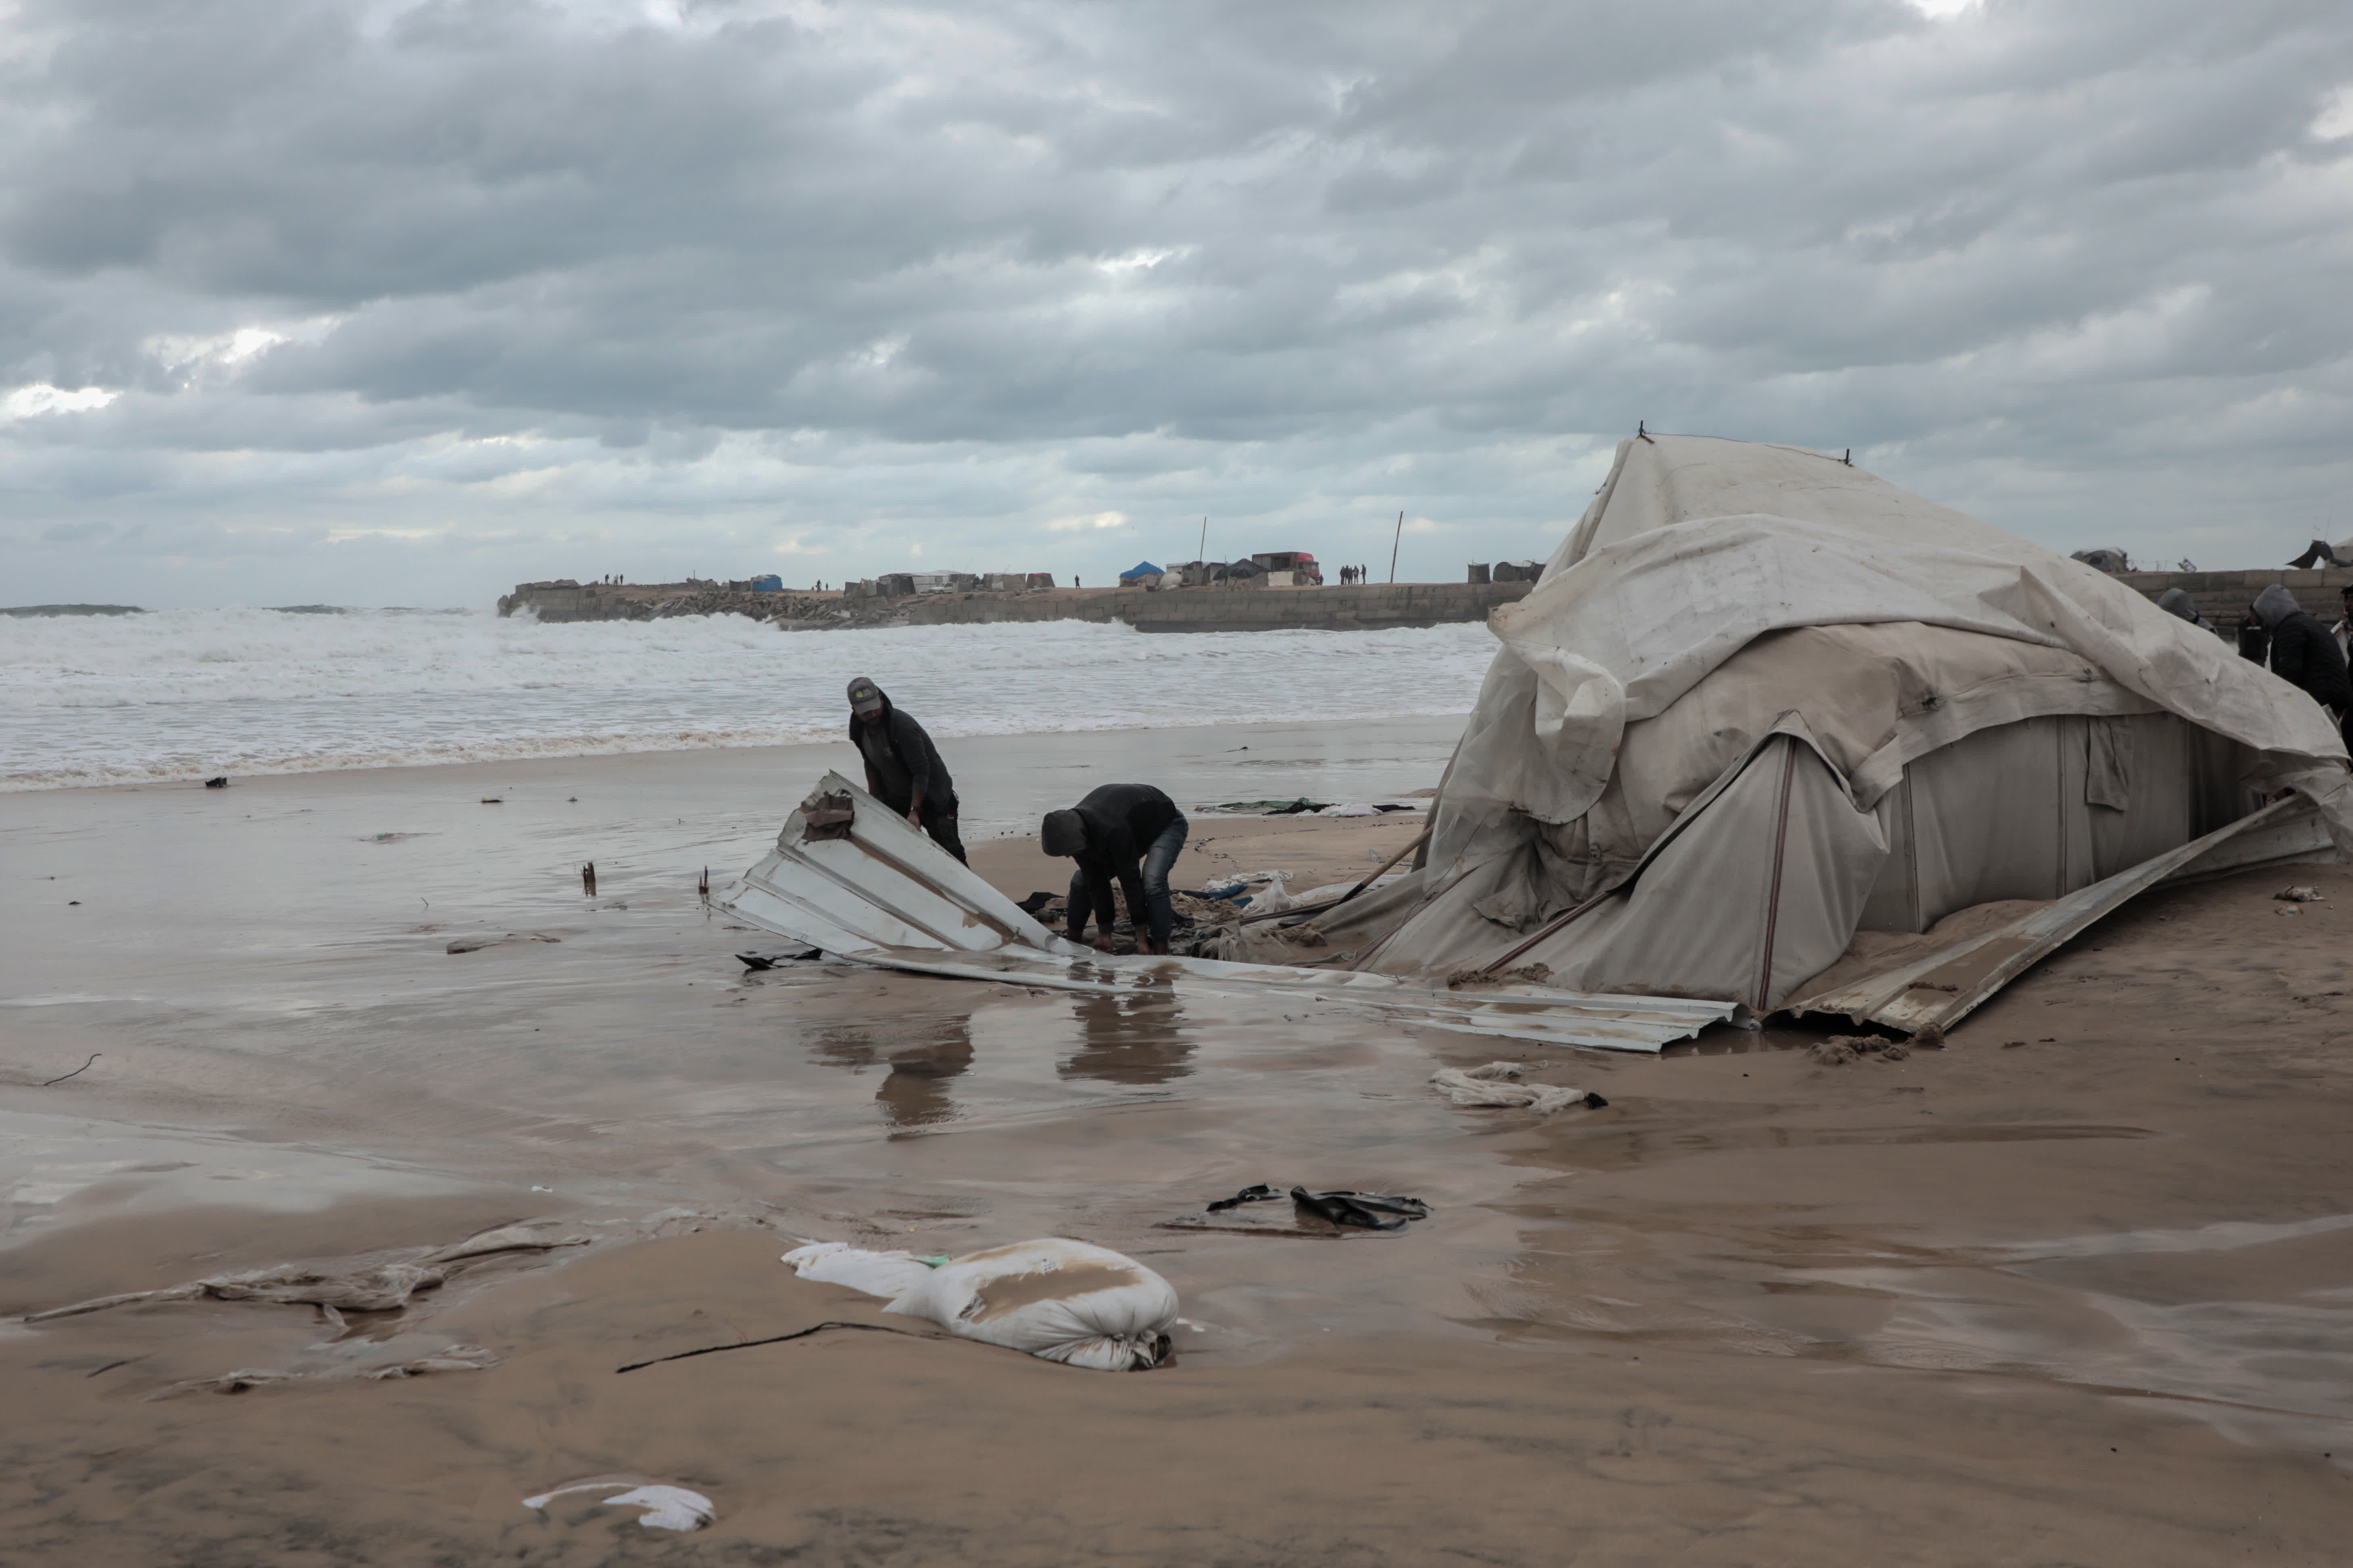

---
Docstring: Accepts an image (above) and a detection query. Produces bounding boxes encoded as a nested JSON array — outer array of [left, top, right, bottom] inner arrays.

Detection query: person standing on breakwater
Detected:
[[1042, 785, 1188, 956], [847, 677, 967, 863]]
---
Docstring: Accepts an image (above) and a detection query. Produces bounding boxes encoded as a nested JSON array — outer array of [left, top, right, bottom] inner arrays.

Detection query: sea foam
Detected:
[[0, 608, 1496, 790]]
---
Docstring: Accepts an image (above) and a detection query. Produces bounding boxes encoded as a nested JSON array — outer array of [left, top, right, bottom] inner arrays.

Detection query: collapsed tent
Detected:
[[716, 772, 1738, 1052], [1318, 436, 2352, 1033]]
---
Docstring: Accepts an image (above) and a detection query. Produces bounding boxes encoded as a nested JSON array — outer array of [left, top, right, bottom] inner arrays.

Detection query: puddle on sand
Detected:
[[1484, 1182, 2353, 1455]]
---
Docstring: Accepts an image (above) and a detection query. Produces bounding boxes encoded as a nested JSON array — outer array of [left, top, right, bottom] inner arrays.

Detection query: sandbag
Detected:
[[781, 1237, 1180, 1371], [890, 1239, 1178, 1370]]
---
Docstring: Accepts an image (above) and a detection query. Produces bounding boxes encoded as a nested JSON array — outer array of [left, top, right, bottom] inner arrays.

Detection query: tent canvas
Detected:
[[1320, 435, 2350, 1032], [1118, 561, 1164, 581]]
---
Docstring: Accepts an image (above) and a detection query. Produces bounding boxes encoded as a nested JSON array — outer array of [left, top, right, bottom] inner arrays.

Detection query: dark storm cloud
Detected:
[[1, 0, 2349, 606]]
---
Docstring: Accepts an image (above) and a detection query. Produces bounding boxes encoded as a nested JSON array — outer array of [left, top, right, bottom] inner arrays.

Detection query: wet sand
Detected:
[[5, 721, 2353, 1563]]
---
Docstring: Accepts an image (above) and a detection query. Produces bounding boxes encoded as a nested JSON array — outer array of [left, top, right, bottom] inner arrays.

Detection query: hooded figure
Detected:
[[2156, 587, 2215, 633], [846, 677, 966, 863], [2250, 586, 2353, 738]]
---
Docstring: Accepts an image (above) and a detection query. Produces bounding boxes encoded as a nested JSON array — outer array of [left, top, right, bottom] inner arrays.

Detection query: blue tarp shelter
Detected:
[[1118, 561, 1163, 582]]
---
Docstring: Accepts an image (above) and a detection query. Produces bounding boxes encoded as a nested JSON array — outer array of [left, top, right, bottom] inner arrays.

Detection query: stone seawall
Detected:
[[898, 581, 1532, 633], [499, 579, 1532, 633], [2115, 567, 2353, 628]]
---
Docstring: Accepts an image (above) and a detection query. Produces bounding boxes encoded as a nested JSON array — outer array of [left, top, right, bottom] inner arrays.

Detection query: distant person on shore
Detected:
[[2156, 588, 2215, 633], [2249, 586, 2353, 742], [847, 677, 967, 864], [1042, 784, 1188, 955]]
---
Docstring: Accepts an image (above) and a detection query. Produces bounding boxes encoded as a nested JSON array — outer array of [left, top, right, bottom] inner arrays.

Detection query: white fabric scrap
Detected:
[[524, 1482, 714, 1533], [1432, 1063, 1596, 1113], [780, 1241, 938, 1299]]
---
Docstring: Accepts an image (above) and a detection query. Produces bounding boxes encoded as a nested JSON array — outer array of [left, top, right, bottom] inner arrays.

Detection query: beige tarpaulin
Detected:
[[1329, 435, 2351, 1023]]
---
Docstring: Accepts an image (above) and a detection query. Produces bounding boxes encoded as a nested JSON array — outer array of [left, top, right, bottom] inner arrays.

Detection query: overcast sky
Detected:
[[2, 0, 2348, 608]]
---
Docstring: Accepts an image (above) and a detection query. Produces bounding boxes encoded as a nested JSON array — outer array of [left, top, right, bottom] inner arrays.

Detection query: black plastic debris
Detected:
[[1289, 1188, 1430, 1230], [1202, 1184, 1432, 1231], [203, 776, 228, 788], [1016, 891, 1060, 915], [738, 943, 823, 970]]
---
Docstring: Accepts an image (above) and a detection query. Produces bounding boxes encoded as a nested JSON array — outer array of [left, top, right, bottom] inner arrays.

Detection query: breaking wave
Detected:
[[0, 607, 1494, 790]]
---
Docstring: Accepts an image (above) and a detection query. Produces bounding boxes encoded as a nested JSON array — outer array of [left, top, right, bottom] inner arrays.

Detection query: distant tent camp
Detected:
[[1118, 561, 1164, 583], [1320, 435, 2352, 1036]]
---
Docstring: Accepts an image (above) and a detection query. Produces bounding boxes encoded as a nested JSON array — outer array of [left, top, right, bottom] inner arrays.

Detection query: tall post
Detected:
[[1388, 509, 1403, 584], [1199, 515, 1208, 571]]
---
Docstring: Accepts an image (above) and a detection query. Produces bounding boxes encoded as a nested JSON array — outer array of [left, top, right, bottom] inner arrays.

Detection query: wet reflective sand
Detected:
[[5, 724, 2353, 1562]]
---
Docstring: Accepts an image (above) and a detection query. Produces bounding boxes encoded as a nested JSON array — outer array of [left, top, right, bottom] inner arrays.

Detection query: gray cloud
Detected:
[[2, 0, 2349, 607]]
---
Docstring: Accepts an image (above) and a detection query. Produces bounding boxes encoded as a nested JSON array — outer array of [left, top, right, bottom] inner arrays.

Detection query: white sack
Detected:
[[1431, 1063, 1600, 1113], [887, 1238, 1179, 1371]]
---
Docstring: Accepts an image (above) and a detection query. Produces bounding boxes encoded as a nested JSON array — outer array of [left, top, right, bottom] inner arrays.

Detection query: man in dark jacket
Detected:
[[2251, 586, 2353, 745], [847, 677, 966, 863], [1041, 784, 1188, 955]]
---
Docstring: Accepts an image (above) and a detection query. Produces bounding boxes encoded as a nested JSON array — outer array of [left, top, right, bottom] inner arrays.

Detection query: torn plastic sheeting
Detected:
[[1430, 1062, 1609, 1113], [817, 945, 1738, 1054], [21, 1223, 591, 1322], [1203, 1184, 1432, 1231], [154, 1343, 501, 1399], [526, 1481, 715, 1533]]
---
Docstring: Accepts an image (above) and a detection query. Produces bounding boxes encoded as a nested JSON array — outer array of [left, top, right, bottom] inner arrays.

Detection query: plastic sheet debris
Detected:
[[1287, 1188, 1430, 1231], [737, 942, 823, 969], [1430, 1061, 1607, 1113], [445, 932, 561, 954], [203, 776, 228, 788], [1205, 1183, 1283, 1212], [781, 1241, 941, 1298], [1203, 1184, 1432, 1232], [152, 1343, 501, 1399], [782, 1238, 1179, 1371], [2278, 885, 2327, 902], [24, 1223, 590, 1322], [1211, 799, 1330, 815], [525, 1481, 715, 1533]]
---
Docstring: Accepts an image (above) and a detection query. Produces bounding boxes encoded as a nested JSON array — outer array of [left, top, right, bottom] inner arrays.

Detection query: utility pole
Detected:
[[1198, 516, 1207, 567], [1388, 510, 1404, 584]]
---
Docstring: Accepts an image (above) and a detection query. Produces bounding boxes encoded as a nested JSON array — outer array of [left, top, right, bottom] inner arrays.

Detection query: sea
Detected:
[[0, 607, 1499, 791]]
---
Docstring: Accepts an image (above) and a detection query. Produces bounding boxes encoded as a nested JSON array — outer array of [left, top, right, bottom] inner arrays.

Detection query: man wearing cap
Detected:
[[846, 678, 966, 864], [1041, 784, 1188, 955]]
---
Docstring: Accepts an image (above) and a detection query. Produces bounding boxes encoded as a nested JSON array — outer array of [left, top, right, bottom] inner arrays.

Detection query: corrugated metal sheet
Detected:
[[716, 774, 1735, 1053], [1791, 796, 2311, 1036]]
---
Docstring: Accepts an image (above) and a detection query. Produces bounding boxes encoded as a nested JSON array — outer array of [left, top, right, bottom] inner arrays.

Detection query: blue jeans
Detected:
[[1069, 815, 1188, 946]]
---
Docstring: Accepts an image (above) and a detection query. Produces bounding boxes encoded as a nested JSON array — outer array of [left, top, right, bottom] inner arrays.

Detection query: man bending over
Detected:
[[846, 676, 967, 863], [1041, 784, 1189, 955]]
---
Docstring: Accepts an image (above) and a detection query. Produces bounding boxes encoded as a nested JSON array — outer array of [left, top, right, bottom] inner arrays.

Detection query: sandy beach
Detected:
[[6, 718, 2353, 1564]]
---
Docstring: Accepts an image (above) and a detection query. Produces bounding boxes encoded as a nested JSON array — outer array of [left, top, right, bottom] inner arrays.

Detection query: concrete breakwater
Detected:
[[499, 565, 2347, 637], [2115, 567, 2353, 628], [499, 578, 1533, 633]]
